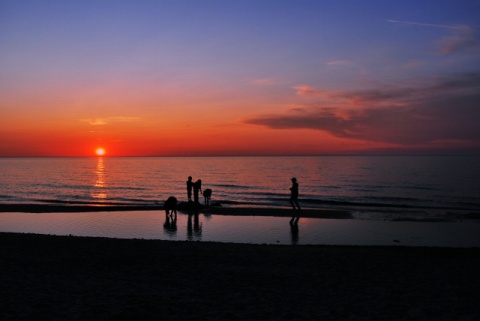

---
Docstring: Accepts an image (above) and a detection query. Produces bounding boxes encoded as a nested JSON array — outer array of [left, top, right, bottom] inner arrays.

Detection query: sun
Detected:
[[95, 147, 106, 156]]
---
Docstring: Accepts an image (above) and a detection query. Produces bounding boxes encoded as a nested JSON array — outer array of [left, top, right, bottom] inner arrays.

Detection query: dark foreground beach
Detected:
[[2, 232, 480, 321]]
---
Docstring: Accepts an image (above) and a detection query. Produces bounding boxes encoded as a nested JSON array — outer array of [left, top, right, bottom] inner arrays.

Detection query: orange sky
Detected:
[[1, 1, 479, 156]]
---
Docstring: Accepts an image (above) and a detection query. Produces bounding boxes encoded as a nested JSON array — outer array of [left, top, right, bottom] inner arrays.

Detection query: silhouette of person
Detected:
[[193, 179, 202, 205], [289, 177, 300, 210], [164, 196, 177, 219], [186, 176, 193, 202]]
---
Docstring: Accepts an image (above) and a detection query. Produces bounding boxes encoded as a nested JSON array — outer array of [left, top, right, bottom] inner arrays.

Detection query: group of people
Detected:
[[186, 176, 202, 204], [163, 198, 202, 238], [164, 176, 301, 222], [186, 176, 212, 205]]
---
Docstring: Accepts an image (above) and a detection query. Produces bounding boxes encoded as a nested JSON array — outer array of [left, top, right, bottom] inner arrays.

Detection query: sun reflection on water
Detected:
[[92, 157, 107, 200]]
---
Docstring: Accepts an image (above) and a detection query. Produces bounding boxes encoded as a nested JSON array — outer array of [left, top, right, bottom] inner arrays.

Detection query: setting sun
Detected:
[[95, 148, 105, 156]]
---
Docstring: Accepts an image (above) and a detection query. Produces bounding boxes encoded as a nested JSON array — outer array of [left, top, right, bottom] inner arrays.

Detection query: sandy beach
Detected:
[[2, 232, 480, 321]]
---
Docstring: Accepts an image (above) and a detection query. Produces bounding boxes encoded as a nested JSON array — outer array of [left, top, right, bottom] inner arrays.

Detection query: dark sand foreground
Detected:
[[1, 233, 480, 321]]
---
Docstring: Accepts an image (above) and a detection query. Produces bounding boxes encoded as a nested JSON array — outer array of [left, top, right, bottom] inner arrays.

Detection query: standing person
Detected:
[[186, 176, 193, 202], [193, 179, 202, 205], [289, 177, 300, 210]]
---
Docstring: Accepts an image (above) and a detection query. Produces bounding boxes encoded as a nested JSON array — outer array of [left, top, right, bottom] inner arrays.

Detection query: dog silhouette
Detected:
[[203, 189, 212, 206]]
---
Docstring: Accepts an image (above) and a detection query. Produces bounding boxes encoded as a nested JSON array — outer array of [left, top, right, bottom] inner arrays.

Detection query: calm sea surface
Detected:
[[1, 156, 480, 222]]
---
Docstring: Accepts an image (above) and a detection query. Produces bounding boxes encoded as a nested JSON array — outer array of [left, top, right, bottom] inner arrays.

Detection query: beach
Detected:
[[2, 202, 480, 247], [2, 232, 480, 321]]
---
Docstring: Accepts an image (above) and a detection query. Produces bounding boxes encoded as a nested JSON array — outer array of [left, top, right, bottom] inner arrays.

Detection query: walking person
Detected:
[[289, 177, 300, 210]]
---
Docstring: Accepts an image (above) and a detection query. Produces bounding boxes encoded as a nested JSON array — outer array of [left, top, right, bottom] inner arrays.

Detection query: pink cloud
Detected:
[[250, 78, 275, 86], [438, 25, 480, 54], [245, 73, 480, 149], [326, 60, 354, 68], [402, 60, 424, 70]]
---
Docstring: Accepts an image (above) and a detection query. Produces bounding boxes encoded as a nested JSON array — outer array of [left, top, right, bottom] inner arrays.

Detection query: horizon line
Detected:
[[1, 154, 479, 158]]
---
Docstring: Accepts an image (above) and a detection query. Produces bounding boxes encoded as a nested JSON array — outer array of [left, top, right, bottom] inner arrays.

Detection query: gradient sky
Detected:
[[1, 0, 479, 156]]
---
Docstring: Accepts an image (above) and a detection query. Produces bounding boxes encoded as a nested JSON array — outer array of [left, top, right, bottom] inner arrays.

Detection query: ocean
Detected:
[[1, 156, 480, 222]]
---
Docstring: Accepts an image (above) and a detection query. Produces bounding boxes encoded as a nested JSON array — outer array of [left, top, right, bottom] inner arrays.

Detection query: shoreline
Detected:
[[2, 210, 479, 248], [2, 232, 480, 320], [0, 203, 163, 213], [0, 202, 352, 219], [2, 202, 480, 222]]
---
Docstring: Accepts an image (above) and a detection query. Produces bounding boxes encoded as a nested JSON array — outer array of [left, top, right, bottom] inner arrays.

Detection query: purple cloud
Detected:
[[438, 25, 480, 54], [244, 73, 480, 149]]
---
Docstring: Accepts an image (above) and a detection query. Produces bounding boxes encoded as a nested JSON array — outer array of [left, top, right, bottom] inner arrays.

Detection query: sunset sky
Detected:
[[1, 0, 479, 156]]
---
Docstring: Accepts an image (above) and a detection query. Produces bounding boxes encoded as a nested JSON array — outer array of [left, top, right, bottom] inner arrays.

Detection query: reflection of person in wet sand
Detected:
[[187, 212, 202, 240], [186, 176, 193, 202], [164, 214, 177, 235], [290, 218, 299, 245], [289, 177, 300, 210], [290, 216, 300, 226], [163, 196, 178, 235]]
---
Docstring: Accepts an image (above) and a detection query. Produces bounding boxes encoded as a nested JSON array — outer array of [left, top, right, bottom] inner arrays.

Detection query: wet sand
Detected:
[[0, 202, 351, 219], [1, 232, 480, 321], [0, 203, 164, 213]]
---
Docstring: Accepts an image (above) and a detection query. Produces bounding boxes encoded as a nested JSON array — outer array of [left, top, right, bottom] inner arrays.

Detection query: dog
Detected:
[[203, 189, 212, 206], [164, 196, 177, 218]]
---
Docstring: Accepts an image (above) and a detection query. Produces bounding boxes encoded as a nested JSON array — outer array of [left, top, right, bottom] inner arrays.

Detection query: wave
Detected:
[[34, 199, 156, 206], [5, 190, 479, 214], [211, 184, 252, 189], [392, 217, 455, 222], [32, 183, 149, 192], [289, 197, 480, 212]]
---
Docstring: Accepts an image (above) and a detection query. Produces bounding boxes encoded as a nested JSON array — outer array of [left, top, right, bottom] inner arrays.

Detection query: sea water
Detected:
[[1, 156, 479, 221], [1, 156, 480, 246]]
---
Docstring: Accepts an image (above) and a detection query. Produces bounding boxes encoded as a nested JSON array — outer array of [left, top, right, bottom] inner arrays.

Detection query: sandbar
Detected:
[[0, 202, 352, 219]]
